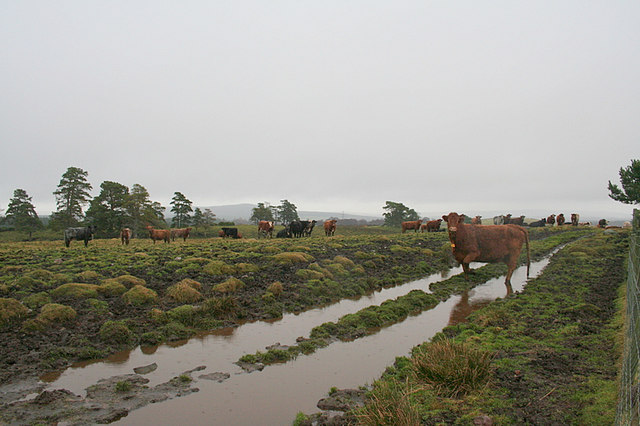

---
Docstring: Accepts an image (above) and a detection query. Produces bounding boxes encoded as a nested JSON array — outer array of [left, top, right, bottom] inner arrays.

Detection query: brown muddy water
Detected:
[[38, 257, 550, 425]]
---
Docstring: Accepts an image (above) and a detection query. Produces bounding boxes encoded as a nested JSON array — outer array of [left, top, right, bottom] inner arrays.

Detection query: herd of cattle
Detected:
[[62, 212, 621, 248]]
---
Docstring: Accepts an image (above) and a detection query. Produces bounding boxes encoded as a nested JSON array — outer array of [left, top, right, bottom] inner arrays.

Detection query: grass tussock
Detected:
[[0, 298, 29, 327], [213, 277, 244, 293], [122, 285, 158, 306], [411, 340, 494, 398], [166, 280, 203, 303], [356, 380, 423, 426], [272, 252, 314, 265], [50, 283, 100, 299]]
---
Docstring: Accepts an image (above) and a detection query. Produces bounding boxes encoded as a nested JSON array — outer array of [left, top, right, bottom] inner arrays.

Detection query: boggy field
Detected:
[[0, 225, 598, 423]]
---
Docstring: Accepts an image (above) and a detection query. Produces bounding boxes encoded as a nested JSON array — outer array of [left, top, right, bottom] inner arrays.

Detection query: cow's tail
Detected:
[[524, 228, 530, 277]]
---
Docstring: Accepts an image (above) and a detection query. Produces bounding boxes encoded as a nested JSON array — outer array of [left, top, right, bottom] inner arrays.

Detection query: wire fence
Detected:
[[616, 208, 640, 425]]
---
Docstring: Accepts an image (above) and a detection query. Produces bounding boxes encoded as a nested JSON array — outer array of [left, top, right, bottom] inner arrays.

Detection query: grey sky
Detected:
[[1, 1, 638, 220]]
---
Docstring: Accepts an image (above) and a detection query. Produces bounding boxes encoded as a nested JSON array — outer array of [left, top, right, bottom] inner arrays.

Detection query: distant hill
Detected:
[[198, 204, 382, 222]]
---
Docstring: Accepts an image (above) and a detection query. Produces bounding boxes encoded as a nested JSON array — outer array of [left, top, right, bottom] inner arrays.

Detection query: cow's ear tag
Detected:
[[451, 243, 455, 248]]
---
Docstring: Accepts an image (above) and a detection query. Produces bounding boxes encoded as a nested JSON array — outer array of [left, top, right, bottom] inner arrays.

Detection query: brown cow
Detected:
[[425, 219, 442, 232], [401, 220, 423, 233], [546, 214, 556, 225], [506, 215, 525, 226], [557, 213, 565, 226], [324, 219, 337, 236], [120, 228, 131, 245], [146, 226, 170, 244], [171, 227, 192, 242], [570, 213, 580, 226], [471, 216, 482, 225], [442, 212, 530, 294], [257, 221, 274, 238]]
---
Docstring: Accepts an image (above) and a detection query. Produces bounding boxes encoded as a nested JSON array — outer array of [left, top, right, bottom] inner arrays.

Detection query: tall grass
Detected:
[[355, 380, 423, 426], [410, 339, 494, 398]]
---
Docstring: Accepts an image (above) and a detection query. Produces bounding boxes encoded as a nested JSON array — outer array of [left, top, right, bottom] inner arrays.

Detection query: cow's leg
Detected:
[[65, 238, 70, 247]]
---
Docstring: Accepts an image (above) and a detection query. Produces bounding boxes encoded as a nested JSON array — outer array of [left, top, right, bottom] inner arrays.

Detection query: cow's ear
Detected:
[[442, 215, 448, 221], [458, 215, 465, 223]]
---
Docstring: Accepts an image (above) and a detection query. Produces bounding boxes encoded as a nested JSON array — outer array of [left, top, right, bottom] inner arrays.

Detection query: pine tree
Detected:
[[276, 200, 299, 224], [86, 181, 130, 237], [170, 192, 193, 228], [608, 159, 640, 205], [251, 202, 276, 224], [382, 201, 419, 227], [50, 167, 92, 229], [4, 189, 42, 236], [126, 184, 165, 236]]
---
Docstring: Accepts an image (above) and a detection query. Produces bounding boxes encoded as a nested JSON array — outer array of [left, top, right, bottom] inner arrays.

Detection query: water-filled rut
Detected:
[[39, 256, 551, 425]]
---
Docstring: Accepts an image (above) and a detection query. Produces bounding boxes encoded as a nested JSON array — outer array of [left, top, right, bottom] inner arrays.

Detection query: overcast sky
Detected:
[[1, 1, 638, 220]]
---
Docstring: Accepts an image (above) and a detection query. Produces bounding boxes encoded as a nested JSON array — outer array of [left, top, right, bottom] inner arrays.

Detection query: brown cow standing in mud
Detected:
[[324, 219, 337, 236], [171, 227, 192, 242], [146, 226, 171, 243], [442, 212, 530, 294], [120, 228, 131, 245], [257, 221, 275, 238], [401, 220, 423, 233]]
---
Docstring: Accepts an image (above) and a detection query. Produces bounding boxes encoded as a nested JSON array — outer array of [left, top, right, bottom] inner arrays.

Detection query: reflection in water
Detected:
[[448, 290, 492, 326], [35, 254, 555, 426]]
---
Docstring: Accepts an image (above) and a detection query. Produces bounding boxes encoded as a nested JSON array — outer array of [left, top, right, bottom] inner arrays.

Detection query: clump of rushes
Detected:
[[113, 274, 146, 288], [166, 280, 203, 303], [271, 252, 314, 265], [267, 281, 283, 297], [213, 277, 244, 293], [74, 271, 101, 283], [50, 283, 100, 299], [355, 380, 423, 426], [37, 303, 77, 324], [98, 279, 127, 296], [99, 320, 133, 344], [199, 296, 238, 319], [122, 285, 158, 306], [25, 269, 54, 283], [410, 339, 494, 397], [202, 260, 236, 276], [0, 298, 29, 327], [115, 380, 132, 392]]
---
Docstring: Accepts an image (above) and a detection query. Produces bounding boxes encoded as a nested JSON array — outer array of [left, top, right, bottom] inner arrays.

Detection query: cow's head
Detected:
[[442, 213, 464, 239]]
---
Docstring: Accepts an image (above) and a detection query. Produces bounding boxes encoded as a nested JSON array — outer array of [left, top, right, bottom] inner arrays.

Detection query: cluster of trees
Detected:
[[0, 167, 217, 238], [249, 200, 300, 225]]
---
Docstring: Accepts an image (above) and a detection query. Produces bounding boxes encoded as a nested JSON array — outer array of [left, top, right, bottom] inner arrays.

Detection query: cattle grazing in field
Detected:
[[120, 228, 131, 245], [146, 226, 170, 243], [425, 219, 442, 232], [219, 227, 242, 239], [304, 220, 317, 237], [556, 213, 565, 226], [276, 227, 292, 238], [171, 227, 192, 242], [401, 220, 423, 233], [289, 220, 313, 238], [324, 219, 337, 236], [570, 213, 580, 226], [442, 212, 530, 295], [257, 221, 275, 238], [527, 218, 546, 228], [546, 214, 556, 225], [471, 216, 482, 225], [505, 215, 525, 226], [493, 215, 505, 225], [598, 219, 608, 228], [64, 225, 96, 247]]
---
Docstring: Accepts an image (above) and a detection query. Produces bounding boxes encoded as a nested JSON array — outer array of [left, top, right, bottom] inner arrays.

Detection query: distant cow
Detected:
[[527, 218, 546, 228], [289, 220, 311, 238], [557, 214, 565, 226], [304, 220, 317, 237], [425, 219, 442, 232], [257, 221, 275, 238], [146, 226, 170, 243], [471, 216, 482, 225], [324, 219, 337, 236], [493, 215, 505, 225], [171, 227, 192, 242], [505, 215, 525, 226], [401, 220, 423, 233], [442, 212, 530, 294], [598, 219, 608, 228], [219, 227, 241, 239], [64, 225, 96, 247], [120, 228, 131, 245], [276, 227, 292, 238], [546, 214, 556, 225], [570, 213, 580, 226]]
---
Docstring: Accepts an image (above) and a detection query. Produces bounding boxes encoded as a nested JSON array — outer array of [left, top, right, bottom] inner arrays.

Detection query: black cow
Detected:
[[303, 220, 317, 237], [64, 225, 96, 247], [219, 227, 241, 239], [527, 218, 546, 228], [289, 220, 310, 238], [276, 227, 292, 238]]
